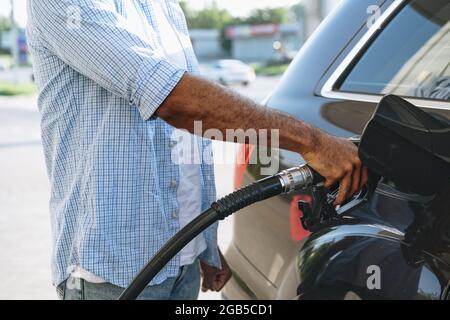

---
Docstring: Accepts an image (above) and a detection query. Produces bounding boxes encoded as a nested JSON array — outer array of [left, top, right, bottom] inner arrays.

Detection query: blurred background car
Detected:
[[200, 59, 256, 86]]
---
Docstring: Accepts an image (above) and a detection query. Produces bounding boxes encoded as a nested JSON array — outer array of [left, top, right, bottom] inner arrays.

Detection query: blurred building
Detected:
[[189, 1, 343, 63], [224, 23, 303, 63], [189, 29, 224, 60], [303, 0, 342, 38], [0, 31, 11, 51]]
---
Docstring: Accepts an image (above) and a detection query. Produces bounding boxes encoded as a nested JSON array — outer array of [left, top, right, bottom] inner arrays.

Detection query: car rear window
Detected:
[[337, 0, 450, 101]]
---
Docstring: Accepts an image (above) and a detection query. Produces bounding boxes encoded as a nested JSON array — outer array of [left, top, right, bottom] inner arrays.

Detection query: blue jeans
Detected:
[[57, 260, 201, 300]]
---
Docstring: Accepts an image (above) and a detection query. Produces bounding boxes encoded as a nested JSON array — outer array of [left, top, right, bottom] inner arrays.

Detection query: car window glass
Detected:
[[338, 0, 450, 101]]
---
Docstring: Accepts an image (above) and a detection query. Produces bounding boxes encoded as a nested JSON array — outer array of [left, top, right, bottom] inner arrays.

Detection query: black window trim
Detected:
[[321, 0, 450, 110]]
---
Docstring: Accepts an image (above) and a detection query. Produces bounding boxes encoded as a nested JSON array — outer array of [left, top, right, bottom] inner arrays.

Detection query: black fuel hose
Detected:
[[119, 165, 320, 300]]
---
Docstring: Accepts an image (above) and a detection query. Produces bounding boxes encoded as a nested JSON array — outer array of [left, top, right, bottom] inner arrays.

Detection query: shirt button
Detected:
[[172, 212, 178, 219], [170, 180, 178, 188]]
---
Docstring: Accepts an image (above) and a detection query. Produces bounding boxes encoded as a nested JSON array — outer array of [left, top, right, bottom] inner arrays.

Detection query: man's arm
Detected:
[[157, 74, 368, 205], [29, 0, 185, 121], [30, 0, 366, 204]]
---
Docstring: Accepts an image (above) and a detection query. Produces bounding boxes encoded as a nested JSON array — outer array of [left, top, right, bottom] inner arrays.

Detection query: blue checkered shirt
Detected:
[[26, 0, 219, 288]]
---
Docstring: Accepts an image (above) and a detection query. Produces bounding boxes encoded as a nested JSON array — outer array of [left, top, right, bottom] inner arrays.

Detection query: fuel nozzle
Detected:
[[212, 165, 322, 221], [276, 166, 339, 232], [276, 165, 323, 194]]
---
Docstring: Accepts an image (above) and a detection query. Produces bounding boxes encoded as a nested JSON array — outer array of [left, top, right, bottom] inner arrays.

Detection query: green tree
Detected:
[[0, 16, 12, 54], [244, 7, 290, 25], [290, 3, 306, 23], [0, 16, 11, 32], [178, 1, 193, 22], [178, 3, 295, 54], [180, 1, 232, 30]]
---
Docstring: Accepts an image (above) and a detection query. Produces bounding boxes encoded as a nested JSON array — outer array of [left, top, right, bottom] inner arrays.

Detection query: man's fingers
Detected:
[[201, 272, 214, 292], [324, 178, 336, 189], [212, 271, 231, 291], [360, 166, 369, 189], [326, 165, 368, 206], [201, 254, 232, 292], [212, 278, 223, 291], [350, 160, 362, 196], [324, 172, 340, 189], [335, 172, 352, 205], [207, 273, 225, 292]]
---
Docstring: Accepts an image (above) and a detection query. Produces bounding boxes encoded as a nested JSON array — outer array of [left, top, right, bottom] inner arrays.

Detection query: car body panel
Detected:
[[295, 182, 450, 300], [223, 0, 450, 300], [295, 224, 450, 300]]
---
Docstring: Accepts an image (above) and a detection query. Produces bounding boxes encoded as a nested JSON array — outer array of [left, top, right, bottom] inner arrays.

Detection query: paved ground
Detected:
[[0, 75, 282, 300]]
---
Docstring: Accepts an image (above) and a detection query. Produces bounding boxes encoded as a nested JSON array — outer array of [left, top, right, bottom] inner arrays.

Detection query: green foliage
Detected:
[[0, 54, 12, 65], [252, 63, 289, 76], [178, 1, 190, 17], [178, 2, 304, 53], [244, 7, 289, 25], [0, 16, 12, 32], [180, 1, 232, 30], [179, 2, 293, 30], [290, 3, 306, 23], [0, 16, 12, 53], [0, 81, 37, 96]]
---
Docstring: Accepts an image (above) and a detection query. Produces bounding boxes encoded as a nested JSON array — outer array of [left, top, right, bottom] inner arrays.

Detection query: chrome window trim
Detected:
[[336, 188, 366, 215], [321, 0, 450, 111]]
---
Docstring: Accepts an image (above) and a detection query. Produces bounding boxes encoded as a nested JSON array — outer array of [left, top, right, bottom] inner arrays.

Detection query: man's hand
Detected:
[[200, 250, 231, 292], [302, 130, 368, 205], [158, 74, 368, 204]]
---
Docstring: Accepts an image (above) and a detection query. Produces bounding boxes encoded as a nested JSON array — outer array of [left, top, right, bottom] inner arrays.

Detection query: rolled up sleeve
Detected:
[[29, 0, 185, 120], [133, 59, 185, 121]]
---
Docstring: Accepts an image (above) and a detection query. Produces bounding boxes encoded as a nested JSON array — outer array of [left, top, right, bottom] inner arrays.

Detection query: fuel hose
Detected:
[[119, 164, 322, 300]]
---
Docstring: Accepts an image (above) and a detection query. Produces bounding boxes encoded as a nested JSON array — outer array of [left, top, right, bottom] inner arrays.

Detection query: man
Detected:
[[27, 0, 367, 300]]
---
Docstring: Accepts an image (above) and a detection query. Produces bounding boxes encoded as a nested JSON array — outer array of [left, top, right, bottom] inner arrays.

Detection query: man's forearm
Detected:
[[156, 73, 319, 155], [157, 73, 367, 204]]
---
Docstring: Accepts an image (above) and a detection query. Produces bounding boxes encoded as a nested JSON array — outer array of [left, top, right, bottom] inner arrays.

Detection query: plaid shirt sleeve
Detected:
[[28, 0, 221, 286], [29, 0, 185, 121]]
